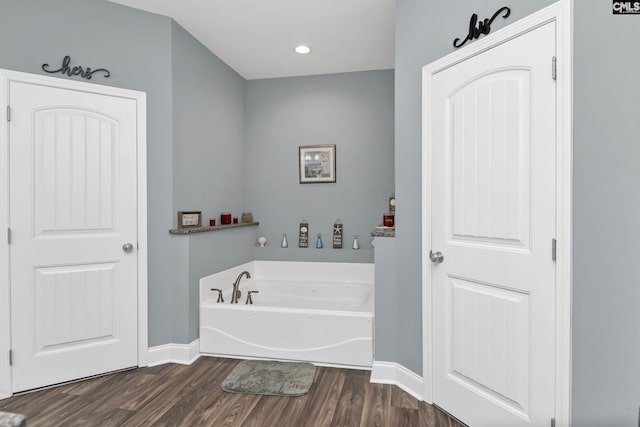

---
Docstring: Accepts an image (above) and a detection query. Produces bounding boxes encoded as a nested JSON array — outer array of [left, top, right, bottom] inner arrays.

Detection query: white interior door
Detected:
[[9, 81, 139, 392], [428, 22, 556, 426]]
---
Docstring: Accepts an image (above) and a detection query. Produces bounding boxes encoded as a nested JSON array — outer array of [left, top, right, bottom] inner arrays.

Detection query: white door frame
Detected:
[[421, 1, 572, 425], [0, 69, 148, 399]]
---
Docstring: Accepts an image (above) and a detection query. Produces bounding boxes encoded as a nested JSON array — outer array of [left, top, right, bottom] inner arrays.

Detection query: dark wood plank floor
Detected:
[[0, 357, 465, 426]]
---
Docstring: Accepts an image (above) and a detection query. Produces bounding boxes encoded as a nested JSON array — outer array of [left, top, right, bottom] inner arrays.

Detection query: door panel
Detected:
[[34, 263, 118, 353], [450, 70, 530, 249], [429, 22, 556, 426], [9, 82, 138, 392], [449, 277, 530, 414], [35, 110, 117, 234]]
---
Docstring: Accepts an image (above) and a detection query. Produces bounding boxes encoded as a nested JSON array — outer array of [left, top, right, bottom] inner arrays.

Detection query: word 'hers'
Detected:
[[42, 56, 110, 80]]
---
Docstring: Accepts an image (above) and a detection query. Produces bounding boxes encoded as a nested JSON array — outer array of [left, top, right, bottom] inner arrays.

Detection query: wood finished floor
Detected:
[[0, 357, 465, 427]]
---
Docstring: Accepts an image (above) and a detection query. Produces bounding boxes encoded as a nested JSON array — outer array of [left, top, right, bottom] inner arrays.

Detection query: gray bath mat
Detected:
[[221, 360, 316, 396]]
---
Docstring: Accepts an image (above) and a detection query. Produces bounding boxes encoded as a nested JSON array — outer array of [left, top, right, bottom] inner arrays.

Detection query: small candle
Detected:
[[209, 219, 216, 227], [221, 212, 232, 225], [383, 214, 395, 227], [233, 217, 239, 224]]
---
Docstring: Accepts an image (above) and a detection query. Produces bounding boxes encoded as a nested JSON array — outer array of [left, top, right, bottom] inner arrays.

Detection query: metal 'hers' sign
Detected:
[[42, 56, 111, 80]]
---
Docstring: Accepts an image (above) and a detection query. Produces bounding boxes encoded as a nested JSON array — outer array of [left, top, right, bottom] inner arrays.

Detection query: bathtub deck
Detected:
[[0, 356, 465, 426]]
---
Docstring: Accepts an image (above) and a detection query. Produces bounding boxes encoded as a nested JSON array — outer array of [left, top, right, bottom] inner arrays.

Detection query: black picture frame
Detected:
[[299, 144, 336, 184]]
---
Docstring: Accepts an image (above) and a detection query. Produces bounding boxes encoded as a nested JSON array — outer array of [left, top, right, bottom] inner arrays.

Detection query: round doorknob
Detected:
[[122, 243, 134, 253], [429, 250, 444, 264]]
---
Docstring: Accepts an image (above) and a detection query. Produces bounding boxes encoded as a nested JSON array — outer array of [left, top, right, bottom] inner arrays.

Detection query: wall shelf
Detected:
[[370, 226, 395, 238], [169, 221, 259, 235]]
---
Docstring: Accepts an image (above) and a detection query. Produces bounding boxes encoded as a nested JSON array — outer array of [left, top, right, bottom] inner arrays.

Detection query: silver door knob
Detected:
[[122, 243, 134, 253], [429, 250, 444, 264]]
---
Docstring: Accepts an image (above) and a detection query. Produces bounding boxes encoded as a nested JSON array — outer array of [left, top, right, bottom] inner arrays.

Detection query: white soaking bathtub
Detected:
[[199, 261, 374, 368]]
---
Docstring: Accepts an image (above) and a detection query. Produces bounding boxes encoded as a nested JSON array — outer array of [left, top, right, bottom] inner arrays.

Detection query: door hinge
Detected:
[[552, 56, 557, 80], [7, 228, 11, 244], [8, 350, 12, 366], [552, 238, 557, 262], [6, 105, 10, 122], [551, 417, 556, 427]]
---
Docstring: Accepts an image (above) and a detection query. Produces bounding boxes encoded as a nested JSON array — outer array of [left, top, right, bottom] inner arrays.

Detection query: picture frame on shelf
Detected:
[[177, 211, 202, 229], [299, 144, 336, 184]]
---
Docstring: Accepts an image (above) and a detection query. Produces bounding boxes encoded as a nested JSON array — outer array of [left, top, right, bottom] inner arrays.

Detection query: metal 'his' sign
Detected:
[[453, 7, 511, 48]]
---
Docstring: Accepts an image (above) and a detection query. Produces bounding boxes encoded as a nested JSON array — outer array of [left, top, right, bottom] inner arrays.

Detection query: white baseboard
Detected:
[[370, 361, 423, 400], [147, 339, 200, 367]]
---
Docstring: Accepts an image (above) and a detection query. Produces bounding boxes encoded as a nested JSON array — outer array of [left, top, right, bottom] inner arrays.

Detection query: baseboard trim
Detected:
[[147, 339, 200, 367], [370, 361, 423, 400]]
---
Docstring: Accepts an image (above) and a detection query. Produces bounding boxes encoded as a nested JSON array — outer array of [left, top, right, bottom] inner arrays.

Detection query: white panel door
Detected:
[[9, 81, 138, 392], [429, 23, 556, 426]]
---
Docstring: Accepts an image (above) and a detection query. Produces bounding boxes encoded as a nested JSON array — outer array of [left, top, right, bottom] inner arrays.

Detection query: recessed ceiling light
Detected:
[[294, 45, 311, 55]]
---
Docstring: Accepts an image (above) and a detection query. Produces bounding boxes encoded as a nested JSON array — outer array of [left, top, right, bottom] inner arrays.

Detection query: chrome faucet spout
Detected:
[[231, 271, 251, 303]]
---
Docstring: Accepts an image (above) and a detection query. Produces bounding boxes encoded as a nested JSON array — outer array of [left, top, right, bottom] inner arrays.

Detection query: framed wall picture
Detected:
[[178, 211, 202, 228], [299, 144, 336, 184]]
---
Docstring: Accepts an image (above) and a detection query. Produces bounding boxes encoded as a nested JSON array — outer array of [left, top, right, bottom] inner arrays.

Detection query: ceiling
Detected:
[[107, 0, 395, 80]]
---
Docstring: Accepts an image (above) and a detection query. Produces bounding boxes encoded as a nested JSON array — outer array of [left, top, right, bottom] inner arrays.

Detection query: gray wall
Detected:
[[374, 237, 397, 362], [170, 22, 251, 343], [171, 21, 246, 221], [0, 0, 254, 347], [245, 71, 395, 263], [397, 0, 640, 424], [394, 0, 555, 375], [187, 229, 256, 339], [171, 227, 256, 342], [572, 1, 640, 425], [0, 0, 176, 347], [12, 3, 638, 423]]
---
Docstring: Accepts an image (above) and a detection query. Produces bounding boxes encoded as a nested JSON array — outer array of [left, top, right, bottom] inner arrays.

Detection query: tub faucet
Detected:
[[231, 271, 251, 303]]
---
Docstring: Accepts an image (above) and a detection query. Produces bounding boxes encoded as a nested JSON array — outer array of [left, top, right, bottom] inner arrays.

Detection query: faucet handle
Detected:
[[246, 290, 260, 305], [210, 288, 224, 303]]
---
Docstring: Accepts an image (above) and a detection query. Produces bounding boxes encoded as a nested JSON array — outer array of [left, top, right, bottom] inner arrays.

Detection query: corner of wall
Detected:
[[147, 339, 201, 367], [370, 360, 423, 401]]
